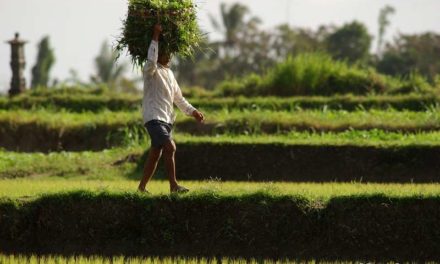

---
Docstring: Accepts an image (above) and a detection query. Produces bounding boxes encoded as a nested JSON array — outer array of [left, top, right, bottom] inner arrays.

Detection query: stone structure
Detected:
[[6, 33, 27, 96]]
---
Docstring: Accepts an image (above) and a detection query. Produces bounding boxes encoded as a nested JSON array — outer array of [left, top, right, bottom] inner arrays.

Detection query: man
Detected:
[[138, 24, 205, 194]]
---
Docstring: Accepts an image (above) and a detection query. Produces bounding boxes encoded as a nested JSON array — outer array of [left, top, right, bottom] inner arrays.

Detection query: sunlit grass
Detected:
[[0, 147, 144, 180], [2, 129, 440, 181], [1, 178, 439, 202], [3, 108, 440, 133], [173, 130, 440, 147], [2, 91, 440, 112], [0, 254, 382, 264]]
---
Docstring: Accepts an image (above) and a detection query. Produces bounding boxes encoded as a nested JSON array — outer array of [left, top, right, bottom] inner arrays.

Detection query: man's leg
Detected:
[[138, 146, 162, 192], [162, 140, 179, 191]]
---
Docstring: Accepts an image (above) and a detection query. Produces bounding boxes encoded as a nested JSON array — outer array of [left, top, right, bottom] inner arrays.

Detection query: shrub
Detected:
[[387, 72, 435, 95], [181, 86, 216, 98], [261, 53, 389, 96], [215, 53, 435, 97], [217, 73, 263, 97]]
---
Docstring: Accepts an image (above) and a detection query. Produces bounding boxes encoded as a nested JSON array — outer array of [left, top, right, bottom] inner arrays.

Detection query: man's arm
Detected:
[[143, 24, 162, 77], [174, 82, 205, 123]]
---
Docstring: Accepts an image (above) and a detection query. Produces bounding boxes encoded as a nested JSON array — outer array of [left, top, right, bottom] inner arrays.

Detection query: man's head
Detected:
[[158, 50, 171, 67]]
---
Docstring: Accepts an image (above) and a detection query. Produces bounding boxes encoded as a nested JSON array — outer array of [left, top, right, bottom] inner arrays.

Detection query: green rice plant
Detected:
[[116, 0, 202, 67]]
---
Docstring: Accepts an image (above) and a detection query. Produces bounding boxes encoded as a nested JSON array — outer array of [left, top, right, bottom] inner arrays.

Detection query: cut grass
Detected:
[[1, 178, 439, 202]]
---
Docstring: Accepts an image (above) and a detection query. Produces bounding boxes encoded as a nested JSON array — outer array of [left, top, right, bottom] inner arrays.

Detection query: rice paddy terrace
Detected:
[[1, 89, 440, 262]]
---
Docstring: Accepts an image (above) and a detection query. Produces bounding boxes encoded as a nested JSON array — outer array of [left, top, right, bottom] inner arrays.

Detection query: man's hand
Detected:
[[152, 24, 162, 41], [192, 110, 205, 123]]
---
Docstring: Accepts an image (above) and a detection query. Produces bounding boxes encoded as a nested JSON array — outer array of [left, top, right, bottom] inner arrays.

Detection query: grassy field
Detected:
[[0, 255, 314, 264], [3, 91, 440, 112], [2, 88, 440, 261], [173, 131, 440, 146], [3, 130, 440, 179], [4, 108, 440, 134], [0, 254, 412, 264], [0, 147, 142, 179], [1, 178, 439, 201], [1, 187, 439, 260]]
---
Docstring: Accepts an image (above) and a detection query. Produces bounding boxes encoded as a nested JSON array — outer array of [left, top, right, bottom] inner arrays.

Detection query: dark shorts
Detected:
[[145, 120, 173, 148]]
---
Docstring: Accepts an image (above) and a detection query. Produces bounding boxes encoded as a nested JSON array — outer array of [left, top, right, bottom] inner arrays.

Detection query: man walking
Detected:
[[138, 24, 205, 194]]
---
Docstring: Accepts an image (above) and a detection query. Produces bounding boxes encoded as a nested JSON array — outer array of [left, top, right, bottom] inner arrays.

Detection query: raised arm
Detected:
[[143, 24, 162, 77]]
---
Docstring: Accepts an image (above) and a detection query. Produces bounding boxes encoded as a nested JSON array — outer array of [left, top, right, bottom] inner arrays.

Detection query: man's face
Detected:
[[158, 52, 171, 66]]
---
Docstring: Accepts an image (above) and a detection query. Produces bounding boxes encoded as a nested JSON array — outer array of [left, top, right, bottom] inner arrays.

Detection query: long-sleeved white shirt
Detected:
[[142, 40, 196, 125]]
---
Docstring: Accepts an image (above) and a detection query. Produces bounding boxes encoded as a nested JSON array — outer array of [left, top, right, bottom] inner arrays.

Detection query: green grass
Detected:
[[2, 130, 440, 179], [194, 94, 440, 112], [4, 89, 440, 113], [0, 254, 410, 264], [174, 130, 440, 146], [189, 108, 440, 133], [0, 109, 137, 128], [1, 178, 439, 202], [4, 108, 440, 134], [0, 255, 297, 264], [216, 53, 436, 96], [0, 147, 143, 180], [2, 190, 438, 260]]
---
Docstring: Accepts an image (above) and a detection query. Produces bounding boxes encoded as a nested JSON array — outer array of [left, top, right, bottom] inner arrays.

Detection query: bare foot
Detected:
[[171, 185, 189, 194], [138, 187, 151, 194]]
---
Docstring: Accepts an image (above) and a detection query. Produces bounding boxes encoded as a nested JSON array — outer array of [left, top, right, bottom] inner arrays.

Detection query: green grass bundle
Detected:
[[116, 0, 202, 67]]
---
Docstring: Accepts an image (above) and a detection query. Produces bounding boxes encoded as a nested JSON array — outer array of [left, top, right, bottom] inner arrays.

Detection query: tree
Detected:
[[377, 32, 440, 81], [210, 3, 249, 47], [175, 3, 267, 89], [174, 35, 219, 88], [325, 21, 372, 63], [377, 5, 396, 56], [273, 24, 330, 59], [31, 36, 55, 88], [92, 41, 127, 85], [209, 3, 261, 57]]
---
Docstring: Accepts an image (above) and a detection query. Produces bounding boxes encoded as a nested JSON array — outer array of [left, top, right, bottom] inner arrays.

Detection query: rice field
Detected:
[[1, 90, 440, 260], [3, 108, 440, 131]]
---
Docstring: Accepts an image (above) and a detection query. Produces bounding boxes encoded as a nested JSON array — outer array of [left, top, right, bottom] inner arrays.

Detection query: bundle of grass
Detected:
[[116, 0, 202, 67]]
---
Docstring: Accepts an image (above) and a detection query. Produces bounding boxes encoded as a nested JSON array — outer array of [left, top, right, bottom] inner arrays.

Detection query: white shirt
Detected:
[[142, 40, 196, 125]]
